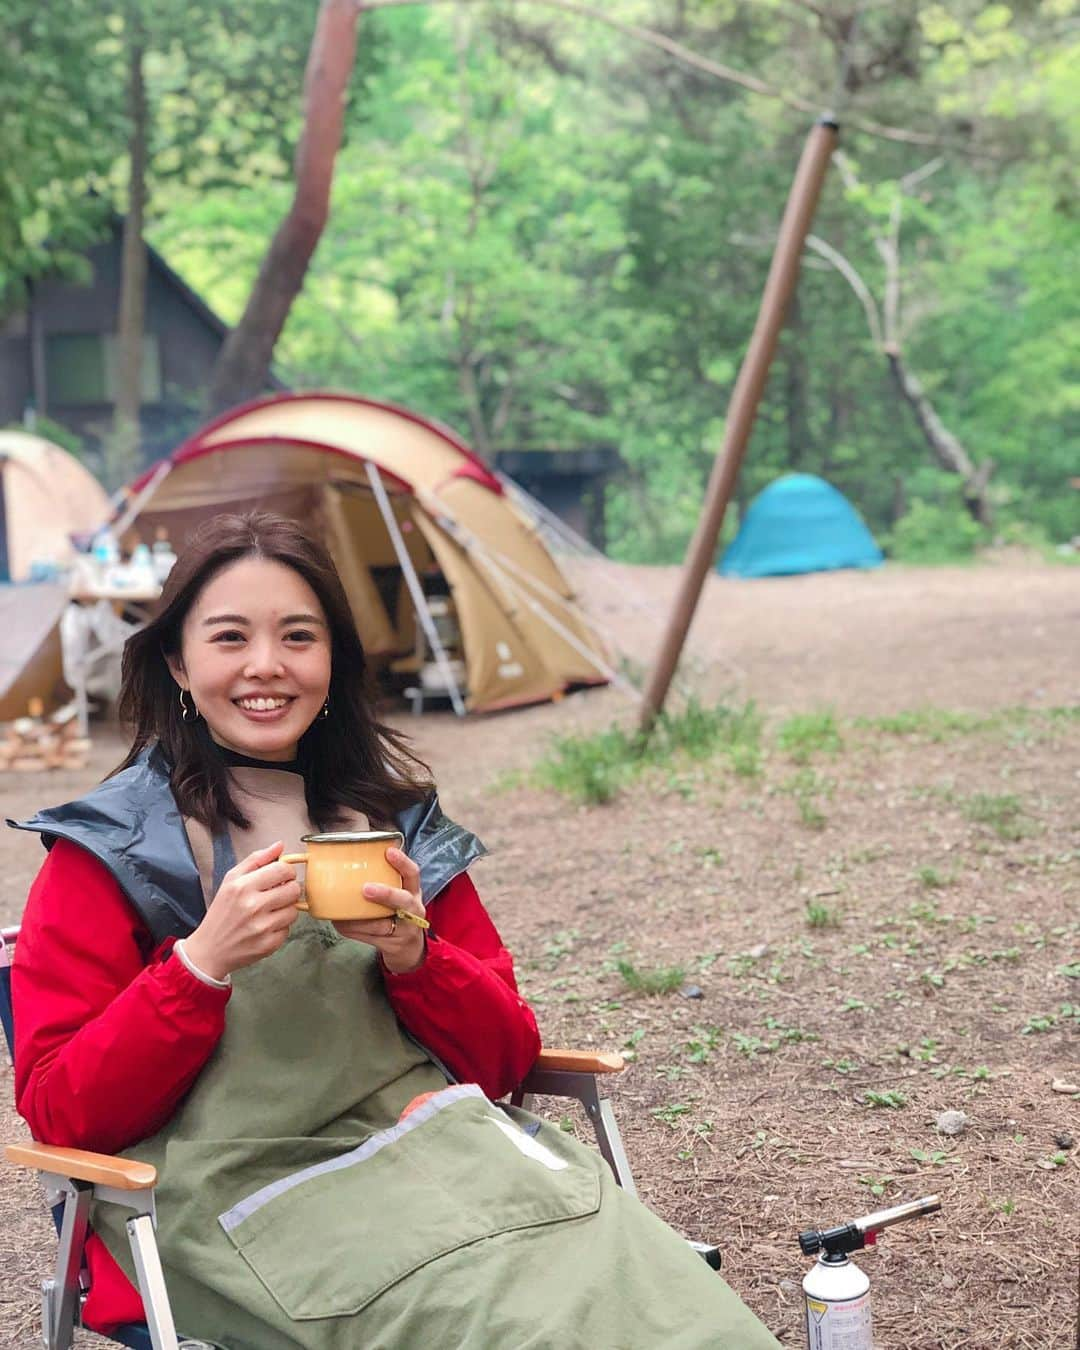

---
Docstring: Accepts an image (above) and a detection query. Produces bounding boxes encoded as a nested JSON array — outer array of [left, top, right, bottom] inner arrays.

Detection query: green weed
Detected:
[[916, 866, 953, 889], [858, 1174, 894, 1197], [684, 1026, 722, 1063], [805, 899, 840, 928], [534, 725, 642, 803], [864, 1090, 907, 1109], [778, 710, 842, 763], [910, 1148, 951, 1166], [962, 792, 1029, 841], [650, 1102, 693, 1127], [782, 769, 831, 830], [616, 959, 686, 996]]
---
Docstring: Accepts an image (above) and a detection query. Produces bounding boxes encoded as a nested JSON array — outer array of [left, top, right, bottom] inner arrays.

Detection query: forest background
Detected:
[[2, 0, 1077, 566]]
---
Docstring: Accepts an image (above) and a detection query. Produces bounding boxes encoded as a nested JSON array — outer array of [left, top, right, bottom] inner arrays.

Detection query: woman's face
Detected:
[[167, 556, 332, 762]]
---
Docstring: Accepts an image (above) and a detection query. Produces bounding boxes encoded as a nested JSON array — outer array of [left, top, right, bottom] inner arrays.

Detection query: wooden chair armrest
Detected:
[[533, 1049, 624, 1075], [5, 1142, 157, 1191]]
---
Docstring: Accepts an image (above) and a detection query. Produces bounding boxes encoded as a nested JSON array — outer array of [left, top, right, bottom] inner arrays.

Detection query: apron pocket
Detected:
[[218, 1084, 601, 1321]]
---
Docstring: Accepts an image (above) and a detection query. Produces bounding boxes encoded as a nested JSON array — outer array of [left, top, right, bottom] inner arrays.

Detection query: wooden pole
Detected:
[[637, 115, 839, 735]]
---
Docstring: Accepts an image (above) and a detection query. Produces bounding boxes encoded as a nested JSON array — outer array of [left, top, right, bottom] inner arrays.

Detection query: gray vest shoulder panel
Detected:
[[8, 747, 487, 945]]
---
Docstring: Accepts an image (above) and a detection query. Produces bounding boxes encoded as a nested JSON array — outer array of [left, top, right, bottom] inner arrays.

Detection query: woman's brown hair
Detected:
[[113, 511, 433, 831]]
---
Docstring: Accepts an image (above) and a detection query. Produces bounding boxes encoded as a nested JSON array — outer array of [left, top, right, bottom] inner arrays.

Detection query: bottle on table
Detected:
[[151, 527, 177, 585]]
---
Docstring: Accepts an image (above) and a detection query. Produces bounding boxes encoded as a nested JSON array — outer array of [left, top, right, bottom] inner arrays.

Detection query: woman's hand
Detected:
[[183, 841, 301, 982], [334, 847, 427, 974]]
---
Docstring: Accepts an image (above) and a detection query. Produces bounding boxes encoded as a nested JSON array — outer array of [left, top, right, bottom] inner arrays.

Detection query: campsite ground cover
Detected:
[[1, 558, 1077, 1347]]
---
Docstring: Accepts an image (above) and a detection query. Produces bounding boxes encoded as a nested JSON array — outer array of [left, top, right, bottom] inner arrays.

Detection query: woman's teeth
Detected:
[[235, 697, 290, 711]]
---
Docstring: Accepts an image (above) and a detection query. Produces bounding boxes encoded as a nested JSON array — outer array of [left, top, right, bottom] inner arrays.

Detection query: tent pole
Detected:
[[420, 492, 640, 701], [365, 463, 467, 717], [637, 115, 838, 735], [111, 461, 172, 542], [427, 489, 645, 674]]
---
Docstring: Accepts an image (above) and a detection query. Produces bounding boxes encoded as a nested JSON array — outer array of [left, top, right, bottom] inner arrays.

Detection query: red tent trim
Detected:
[[131, 391, 503, 496]]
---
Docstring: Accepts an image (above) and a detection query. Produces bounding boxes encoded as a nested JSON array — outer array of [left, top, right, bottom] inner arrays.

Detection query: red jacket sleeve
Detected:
[[382, 871, 541, 1100], [13, 839, 230, 1155]]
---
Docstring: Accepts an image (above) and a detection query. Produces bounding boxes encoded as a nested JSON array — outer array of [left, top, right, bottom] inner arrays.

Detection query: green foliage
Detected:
[[534, 725, 642, 805], [778, 711, 842, 763], [3, 0, 1076, 550], [887, 499, 986, 563]]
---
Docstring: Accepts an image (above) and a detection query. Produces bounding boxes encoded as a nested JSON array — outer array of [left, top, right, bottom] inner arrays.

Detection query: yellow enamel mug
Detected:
[[282, 830, 404, 921]]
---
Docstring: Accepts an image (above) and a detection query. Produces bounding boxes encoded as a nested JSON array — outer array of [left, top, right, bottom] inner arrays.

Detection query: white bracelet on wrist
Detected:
[[174, 938, 231, 990]]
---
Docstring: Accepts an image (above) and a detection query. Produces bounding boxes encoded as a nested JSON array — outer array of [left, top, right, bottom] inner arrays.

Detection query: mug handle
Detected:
[[281, 853, 309, 910]]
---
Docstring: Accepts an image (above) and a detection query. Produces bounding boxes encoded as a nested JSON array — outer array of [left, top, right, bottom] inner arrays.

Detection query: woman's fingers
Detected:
[[362, 883, 423, 916], [387, 847, 421, 898], [233, 841, 285, 874]]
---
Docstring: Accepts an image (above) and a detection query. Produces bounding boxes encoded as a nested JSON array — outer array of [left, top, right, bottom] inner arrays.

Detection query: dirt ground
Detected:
[[1, 558, 1077, 1348]]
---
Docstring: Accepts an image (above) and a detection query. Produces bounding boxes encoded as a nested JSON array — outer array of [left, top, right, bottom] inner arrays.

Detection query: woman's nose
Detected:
[[243, 643, 285, 677]]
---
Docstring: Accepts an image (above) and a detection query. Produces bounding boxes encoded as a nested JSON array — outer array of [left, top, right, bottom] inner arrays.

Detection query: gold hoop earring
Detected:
[[179, 689, 198, 723]]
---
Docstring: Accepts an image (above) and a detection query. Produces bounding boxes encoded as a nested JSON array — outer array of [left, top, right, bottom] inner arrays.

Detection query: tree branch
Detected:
[[804, 234, 883, 349], [357, 0, 970, 150]]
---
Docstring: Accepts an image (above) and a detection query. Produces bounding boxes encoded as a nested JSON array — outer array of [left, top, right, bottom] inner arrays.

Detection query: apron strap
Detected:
[[211, 830, 237, 897]]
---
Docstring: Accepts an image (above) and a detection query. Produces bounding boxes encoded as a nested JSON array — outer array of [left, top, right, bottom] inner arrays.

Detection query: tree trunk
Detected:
[[109, 19, 148, 489], [885, 349, 994, 526], [204, 0, 360, 417]]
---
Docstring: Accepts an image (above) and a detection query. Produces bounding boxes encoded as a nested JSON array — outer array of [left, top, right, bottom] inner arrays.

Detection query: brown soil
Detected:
[[2, 559, 1077, 1348]]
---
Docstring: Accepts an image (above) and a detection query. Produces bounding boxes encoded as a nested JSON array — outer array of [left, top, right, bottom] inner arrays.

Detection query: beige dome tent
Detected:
[[122, 392, 614, 713], [0, 433, 112, 721], [0, 431, 111, 582]]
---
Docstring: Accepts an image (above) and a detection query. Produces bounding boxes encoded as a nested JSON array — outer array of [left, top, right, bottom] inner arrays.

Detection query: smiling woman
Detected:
[[166, 558, 333, 764], [9, 511, 780, 1349]]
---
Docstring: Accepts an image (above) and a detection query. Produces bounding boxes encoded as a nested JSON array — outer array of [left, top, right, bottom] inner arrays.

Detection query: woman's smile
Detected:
[[233, 694, 296, 718]]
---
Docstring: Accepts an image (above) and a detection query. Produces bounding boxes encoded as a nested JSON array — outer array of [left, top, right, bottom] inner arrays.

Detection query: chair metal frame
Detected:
[[2, 922, 669, 1350]]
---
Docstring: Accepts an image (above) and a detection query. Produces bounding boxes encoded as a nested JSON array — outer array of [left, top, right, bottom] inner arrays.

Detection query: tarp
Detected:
[[123, 393, 610, 713], [0, 431, 111, 582], [719, 473, 883, 578]]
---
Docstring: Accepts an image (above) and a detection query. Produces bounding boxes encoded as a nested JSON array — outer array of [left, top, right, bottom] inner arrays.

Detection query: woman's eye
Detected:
[[286, 630, 316, 643], [212, 630, 245, 644]]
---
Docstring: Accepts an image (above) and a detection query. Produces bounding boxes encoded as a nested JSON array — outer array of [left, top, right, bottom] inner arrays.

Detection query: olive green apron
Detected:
[[94, 920, 780, 1349]]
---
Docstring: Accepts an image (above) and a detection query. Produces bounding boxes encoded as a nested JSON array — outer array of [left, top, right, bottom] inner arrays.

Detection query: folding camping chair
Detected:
[[2, 921, 717, 1350]]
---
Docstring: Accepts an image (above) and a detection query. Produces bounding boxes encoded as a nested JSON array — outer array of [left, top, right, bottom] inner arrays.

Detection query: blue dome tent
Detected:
[[719, 473, 883, 578]]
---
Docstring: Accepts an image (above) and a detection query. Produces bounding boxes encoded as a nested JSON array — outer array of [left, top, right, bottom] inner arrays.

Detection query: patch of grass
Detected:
[[962, 792, 1029, 840], [916, 865, 954, 889], [616, 959, 686, 996], [533, 699, 762, 803], [659, 697, 762, 765], [782, 768, 832, 830], [805, 899, 840, 928], [534, 724, 644, 804], [777, 710, 843, 763], [857, 708, 985, 740]]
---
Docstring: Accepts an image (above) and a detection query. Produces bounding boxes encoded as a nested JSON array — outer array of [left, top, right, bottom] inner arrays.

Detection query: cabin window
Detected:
[[46, 333, 162, 405]]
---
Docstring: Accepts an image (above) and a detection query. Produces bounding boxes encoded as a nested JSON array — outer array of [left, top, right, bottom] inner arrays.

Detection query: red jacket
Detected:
[[13, 838, 540, 1334]]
